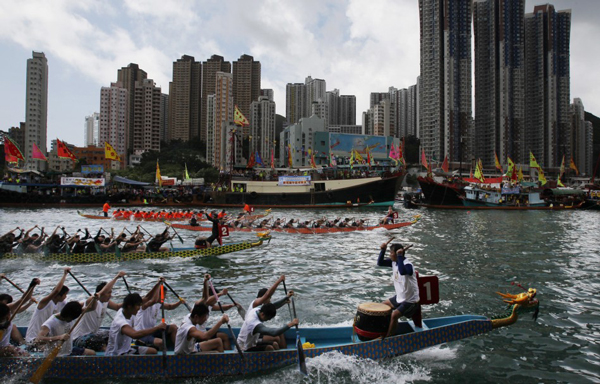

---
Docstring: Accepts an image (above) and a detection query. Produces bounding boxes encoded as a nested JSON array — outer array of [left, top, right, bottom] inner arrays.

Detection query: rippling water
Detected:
[[0, 206, 599, 383]]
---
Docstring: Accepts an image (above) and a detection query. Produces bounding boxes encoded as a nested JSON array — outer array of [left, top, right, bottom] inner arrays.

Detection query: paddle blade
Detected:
[[237, 305, 247, 320], [29, 343, 62, 384], [296, 335, 308, 375]]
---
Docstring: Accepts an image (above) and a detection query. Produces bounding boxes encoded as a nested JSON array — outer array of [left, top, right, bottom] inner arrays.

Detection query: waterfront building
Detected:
[[250, 96, 277, 167], [279, 115, 326, 168], [84, 113, 100, 147], [524, 4, 571, 168], [202, 55, 231, 141], [99, 82, 127, 170], [72, 145, 124, 172], [48, 139, 75, 172], [328, 125, 363, 135], [233, 54, 261, 137], [311, 99, 329, 131], [25, 51, 48, 171], [168, 55, 201, 142], [419, 0, 472, 165]]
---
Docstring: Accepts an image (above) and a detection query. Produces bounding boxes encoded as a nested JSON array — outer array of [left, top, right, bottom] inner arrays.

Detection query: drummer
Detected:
[[377, 242, 420, 338]]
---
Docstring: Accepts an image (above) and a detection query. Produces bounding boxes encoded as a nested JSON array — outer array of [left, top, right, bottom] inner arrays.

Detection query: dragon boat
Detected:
[[0, 287, 538, 380], [172, 215, 421, 234], [77, 210, 271, 222], [0, 237, 269, 263]]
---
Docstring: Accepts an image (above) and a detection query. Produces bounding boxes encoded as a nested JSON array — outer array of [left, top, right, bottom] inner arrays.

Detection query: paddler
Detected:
[[377, 242, 420, 338], [103, 201, 111, 217]]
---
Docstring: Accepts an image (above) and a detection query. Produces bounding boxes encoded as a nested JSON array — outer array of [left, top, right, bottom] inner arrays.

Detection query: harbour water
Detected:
[[0, 206, 598, 383]]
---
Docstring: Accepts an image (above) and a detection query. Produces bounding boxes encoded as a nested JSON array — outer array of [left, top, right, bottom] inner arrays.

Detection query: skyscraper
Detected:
[[207, 72, 233, 168], [168, 55, 202, 142], [474, 0, 525, 166], [25, 51, 48, 171], [84, 112, 100, 147], [250, 96, 277, 166], [419, 0, 472, 164], [99, 82, 127, 169], [159, 93, 169, 142], [233, 54, 261, 136], [132, 79, 161, 154], [202, 55, 231, 141], [524, 4, 571, 168], [285, 83, 306, 125], [117, 63, 147, 154]]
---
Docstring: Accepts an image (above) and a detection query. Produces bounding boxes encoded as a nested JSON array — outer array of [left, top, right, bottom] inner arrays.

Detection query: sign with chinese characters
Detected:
[[60, 177, 105, 187], [277, 176, 311, 186]]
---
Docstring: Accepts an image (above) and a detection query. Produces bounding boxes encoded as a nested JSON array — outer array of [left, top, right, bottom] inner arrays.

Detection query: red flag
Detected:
[[3, 136, 24, 160], [421, 148, 428, 169], [5, 152, 18, 163], [56, 139, 77, 161], [32, 143, 47, 161], [441, 155, 449, 173]]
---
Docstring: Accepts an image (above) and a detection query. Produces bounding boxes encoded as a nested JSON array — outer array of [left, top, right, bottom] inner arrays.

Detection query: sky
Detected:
[[0, 0, 598, 148]]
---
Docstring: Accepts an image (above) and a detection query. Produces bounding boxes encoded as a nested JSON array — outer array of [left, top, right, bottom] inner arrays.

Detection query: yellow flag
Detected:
[[569, 158, 579, 175], [234, 105, 249, 127], [474, 159, 486, 183], [104, 142, 121, 161], [156, 160, 162, 187], [494, 152, 503, 172], [506, 157, 515, 178], [538, 167, 547, 186], [354, 149, 364, 163], [530, 151, 540, 168], [557, 177, 565, 187], [518, 166, 524, 182]]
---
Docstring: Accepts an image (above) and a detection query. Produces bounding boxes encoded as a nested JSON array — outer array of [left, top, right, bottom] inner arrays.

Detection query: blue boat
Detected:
[[0, 296, 539, 380]]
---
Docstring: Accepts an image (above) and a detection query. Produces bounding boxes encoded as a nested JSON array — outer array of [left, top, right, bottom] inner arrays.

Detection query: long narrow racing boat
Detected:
[[171, 215, 421, 234], [0, 288, 538, 380], [77, 210, 271, 222], [0, 237, 269, 263]]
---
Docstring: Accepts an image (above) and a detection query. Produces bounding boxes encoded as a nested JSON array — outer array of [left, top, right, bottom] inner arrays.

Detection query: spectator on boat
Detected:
[[105, 293, 166, 356], [238, 302, 298, 352], [72, 272, 126, 352], [134, 278, 182, 350], [174, 302, 229, 354], [246, 275, 294, 349], [25, 267, 71, 343], [36, 301, 96, 356], [377, 243, 420, 338], [103, 201, 111, 218]]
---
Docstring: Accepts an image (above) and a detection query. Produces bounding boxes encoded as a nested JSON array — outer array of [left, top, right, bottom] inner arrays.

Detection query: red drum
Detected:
[[353, 302, 391, 341]]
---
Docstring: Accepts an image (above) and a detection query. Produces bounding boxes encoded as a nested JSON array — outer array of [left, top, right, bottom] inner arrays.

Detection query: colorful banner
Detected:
[[329, 133, 388, 156], [60, 177, 105, 187], [81, 165, 104, 174], [278, 175, 311, 186]]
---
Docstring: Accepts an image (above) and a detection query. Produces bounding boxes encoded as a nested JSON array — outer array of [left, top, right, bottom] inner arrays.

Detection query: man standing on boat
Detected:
[[377, 243, 420, 338], [103, 201, 111, 217]]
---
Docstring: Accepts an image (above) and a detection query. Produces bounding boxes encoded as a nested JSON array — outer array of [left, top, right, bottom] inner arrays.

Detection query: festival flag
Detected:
[[529, 151, 540, 169], [349, 149, 355, 169], [156, 160, 162, 187], [247, 152, 256, 168], [309, 149, 317, 169], [233, 105, 249, 127], [56, 139, 77, 161], [421, 148, 428, 169], [494, 152, 503, 173], [441, 155, 449, 173], [5, 152, 18, 163], [3, 136, 24, 161], [329, 151, 337, 167], [287, 144, 293, 167], [255, 151, 264, 166], [569, 158, 579, 175], [184, 163, 190, 180], [559, 155, 565, 178], [518, 166, 524, 182], [474, 159, 486, 183], [506, 157, 517, 180], [270, 148, 275, 169], [366, 147, 372, 167], [557, 177, 565, 187], [537, 167, 547, 185], [398, 140, 405, 165], [354, 149, 364, 164], [389, 143, 397, 160], [32, 143, 47, 161], [104, 142, 121, 161]]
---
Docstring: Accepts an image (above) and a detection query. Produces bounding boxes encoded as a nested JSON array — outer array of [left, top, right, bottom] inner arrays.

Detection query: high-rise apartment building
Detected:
[[201, 55, 231, 141], [159, 93, 169, 142], [132, 79, 161, 155], [261, 89, 274, 102], [570, 98, 593, 176], [419, 0, 472, 165], [524, 4, 571, 168], [99, 82, 127, 170], [250, 96, 277, 166], [207, 72, 233, 168], [84, 112, 100, 147], [474, 0, 525, 166], [25, 51, 48, 171], [286, 83, 307, 125], [8, 123, 26, 151], [327, 90, 357, 126], [168, 55, 201, 142], [233, 54, 261, 136], [305, 76, 326, 117], [311, 100, 329, 131], [117, 63, 147, 154]]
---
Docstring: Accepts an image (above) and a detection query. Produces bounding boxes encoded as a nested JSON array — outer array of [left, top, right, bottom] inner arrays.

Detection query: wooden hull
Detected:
[[172, 218, 420, 234], [0, 240, 266, 263], [78, 212, 269, 222], [416, 202, 582, 210], [1, 316, 493, 380]]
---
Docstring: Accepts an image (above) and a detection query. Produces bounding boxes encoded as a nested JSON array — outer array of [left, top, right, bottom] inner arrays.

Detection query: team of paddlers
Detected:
[[0, 271, 298, 357]]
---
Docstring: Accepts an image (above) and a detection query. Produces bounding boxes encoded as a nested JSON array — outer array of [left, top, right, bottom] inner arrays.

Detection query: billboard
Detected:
[[81, 165, 104, 174], [60, 177, 106, 187], [329, 133, 388, 156]]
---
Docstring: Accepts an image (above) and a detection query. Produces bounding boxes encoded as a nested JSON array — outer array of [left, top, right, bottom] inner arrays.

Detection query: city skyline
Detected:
[[0, 0, 598, 148]]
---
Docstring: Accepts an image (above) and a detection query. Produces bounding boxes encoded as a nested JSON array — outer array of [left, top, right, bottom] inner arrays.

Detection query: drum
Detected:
[[353, 302, 392, 341]]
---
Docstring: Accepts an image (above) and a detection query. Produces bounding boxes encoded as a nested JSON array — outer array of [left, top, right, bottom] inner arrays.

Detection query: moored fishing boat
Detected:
[[0, 287, 538, 380], [0, 237, 269, 263], [171, 216, 421, 234]]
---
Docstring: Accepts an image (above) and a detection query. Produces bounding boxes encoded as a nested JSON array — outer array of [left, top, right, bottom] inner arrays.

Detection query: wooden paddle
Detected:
[[283, 281, 307, 375], [0, 282, 36, 341], [159, 283, 167, 370], [67, 271, 113, 321], [225, 292, 246, 320], [165, 222, 184, 244], [1, 275, 38, 304], [122, 276, 132, 294], [163, 281, 191, 312], [29, 296, 98, 384], [208, 281, 244, 361]]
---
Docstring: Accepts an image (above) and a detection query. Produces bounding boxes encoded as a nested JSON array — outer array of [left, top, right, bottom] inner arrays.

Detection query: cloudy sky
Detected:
[[0, 0, 598, 147]]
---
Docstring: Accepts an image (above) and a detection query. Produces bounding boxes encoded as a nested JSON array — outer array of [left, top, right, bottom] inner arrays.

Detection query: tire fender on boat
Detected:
[[280, 193, 287, 201], [250, 191, 258, 199], [327, 191, 334, 200]]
